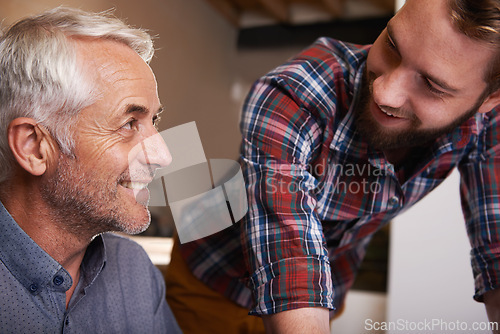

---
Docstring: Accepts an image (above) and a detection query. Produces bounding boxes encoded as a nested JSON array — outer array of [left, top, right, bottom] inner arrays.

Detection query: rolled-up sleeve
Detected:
[[240, 72, 335, 315], [459, 108, 500, 302]]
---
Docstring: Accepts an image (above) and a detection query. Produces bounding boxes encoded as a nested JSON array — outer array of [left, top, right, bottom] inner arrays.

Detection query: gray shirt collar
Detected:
[[0, 201, 106, 295]]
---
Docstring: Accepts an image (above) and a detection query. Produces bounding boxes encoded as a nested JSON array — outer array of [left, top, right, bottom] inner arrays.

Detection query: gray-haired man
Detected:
[[0, 7, 180, 332]]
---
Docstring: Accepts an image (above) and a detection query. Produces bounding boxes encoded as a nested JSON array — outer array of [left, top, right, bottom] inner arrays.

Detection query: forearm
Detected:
[[262, 307, 330, 334], [484, 289, 500, 334]]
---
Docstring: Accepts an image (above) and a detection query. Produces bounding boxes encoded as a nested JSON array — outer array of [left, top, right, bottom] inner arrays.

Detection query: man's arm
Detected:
[[484, 289, 500, 334], [240, 65, 336, 322], [150, 264, 182, 333], [262, 307, 330, 334], [458, 107, 500, 330]]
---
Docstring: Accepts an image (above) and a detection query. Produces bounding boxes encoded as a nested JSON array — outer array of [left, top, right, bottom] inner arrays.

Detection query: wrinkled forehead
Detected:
[[72, 37, 155, 88], [70, 37, 160, 128]]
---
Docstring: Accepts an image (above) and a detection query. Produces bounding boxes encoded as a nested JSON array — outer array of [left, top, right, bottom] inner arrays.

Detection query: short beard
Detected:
[[40, 153, 150, 238], [354, 69, 486, 151]]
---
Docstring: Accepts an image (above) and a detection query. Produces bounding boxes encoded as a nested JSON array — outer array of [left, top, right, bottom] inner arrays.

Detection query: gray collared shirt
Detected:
[[0, 202, 181, 333]]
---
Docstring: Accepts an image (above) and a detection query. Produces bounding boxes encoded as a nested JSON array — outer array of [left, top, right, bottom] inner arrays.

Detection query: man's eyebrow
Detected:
[[387, 22, 459, 94], [125, 104, 148, 115], [125, 104, 164, 115]]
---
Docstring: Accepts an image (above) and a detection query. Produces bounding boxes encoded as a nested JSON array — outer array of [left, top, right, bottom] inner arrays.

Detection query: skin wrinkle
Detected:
[[37, 38, 171, 239], [73, 63, 158, 159]]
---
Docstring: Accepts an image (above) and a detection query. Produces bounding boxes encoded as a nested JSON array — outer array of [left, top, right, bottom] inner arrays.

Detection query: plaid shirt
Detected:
[[180, 37, 500, 316]]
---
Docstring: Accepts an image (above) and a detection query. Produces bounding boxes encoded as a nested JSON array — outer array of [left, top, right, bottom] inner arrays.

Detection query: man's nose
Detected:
[[372, 68, 408, 110], [138, 131, 172, 169]]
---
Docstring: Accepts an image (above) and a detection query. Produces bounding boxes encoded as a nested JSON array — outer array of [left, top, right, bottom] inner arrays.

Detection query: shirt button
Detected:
[[29, 283, 38, 293], [389, 196, 399, 206], [53, 275, 64, 286], [65, 318, 70, 326]]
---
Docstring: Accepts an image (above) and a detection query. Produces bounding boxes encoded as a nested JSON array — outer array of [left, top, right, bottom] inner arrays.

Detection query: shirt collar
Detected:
[[329, 62, 372, 161], [434, 113, 482, 153], [80, 234, 106, 290], [0, 201, 106, 295]]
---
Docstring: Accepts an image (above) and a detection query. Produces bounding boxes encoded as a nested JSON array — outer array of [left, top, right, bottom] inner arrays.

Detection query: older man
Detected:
[[0, 7, 180, 333], [167, 0, 500, 333]]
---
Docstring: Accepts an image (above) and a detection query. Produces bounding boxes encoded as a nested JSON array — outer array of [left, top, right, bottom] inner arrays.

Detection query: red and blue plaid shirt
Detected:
[[180, 37, 500, 316]]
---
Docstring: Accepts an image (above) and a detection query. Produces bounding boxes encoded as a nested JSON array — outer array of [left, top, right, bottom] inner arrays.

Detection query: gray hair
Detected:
[[0, 7, 155, 183]]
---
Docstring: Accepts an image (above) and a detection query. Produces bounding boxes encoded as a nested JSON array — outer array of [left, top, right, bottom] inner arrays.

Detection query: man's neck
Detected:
[[383, 147, 413, 168], [0, 181, 92, 308]]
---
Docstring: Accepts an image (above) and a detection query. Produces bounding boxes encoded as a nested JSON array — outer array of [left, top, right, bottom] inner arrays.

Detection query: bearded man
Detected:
[[166, 0, 500, 333]]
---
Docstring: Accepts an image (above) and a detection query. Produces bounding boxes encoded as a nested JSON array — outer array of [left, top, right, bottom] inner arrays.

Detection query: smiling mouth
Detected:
[[380, 107, 406, 119], [120, 181, 149, 190]]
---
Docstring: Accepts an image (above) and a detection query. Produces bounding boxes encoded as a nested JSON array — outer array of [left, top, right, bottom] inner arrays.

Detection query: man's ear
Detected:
[[479, 88, 500, 114], [7, 118, 57, 176]]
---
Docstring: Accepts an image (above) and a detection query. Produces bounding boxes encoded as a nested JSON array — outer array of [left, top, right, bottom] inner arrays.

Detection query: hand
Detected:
[[262, 307, 330, 334]]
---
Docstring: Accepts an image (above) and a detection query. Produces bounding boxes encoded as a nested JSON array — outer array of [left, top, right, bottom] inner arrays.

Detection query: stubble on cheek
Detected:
[[40, 153, 151, 236]]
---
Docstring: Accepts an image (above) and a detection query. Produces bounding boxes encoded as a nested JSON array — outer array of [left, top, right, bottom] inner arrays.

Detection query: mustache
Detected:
[[117, 168, 156, 184], [367, 71, 417, 121]]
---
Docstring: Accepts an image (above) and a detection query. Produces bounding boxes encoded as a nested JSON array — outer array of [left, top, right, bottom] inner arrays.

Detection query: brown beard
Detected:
[[354, 69, 485, 151]]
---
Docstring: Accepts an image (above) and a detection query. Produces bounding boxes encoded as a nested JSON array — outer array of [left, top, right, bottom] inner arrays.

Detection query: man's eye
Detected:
[[385, 35, 396, 51], [122, 119, 137, 130], [423, 78, 446, 97]]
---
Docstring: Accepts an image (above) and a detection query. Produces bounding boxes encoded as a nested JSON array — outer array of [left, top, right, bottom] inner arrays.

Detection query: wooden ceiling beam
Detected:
[[255, 0, 289, 23], [205, 0, 241, 26], [318, 0, 345, 17], [364, 0, 396, 12]]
